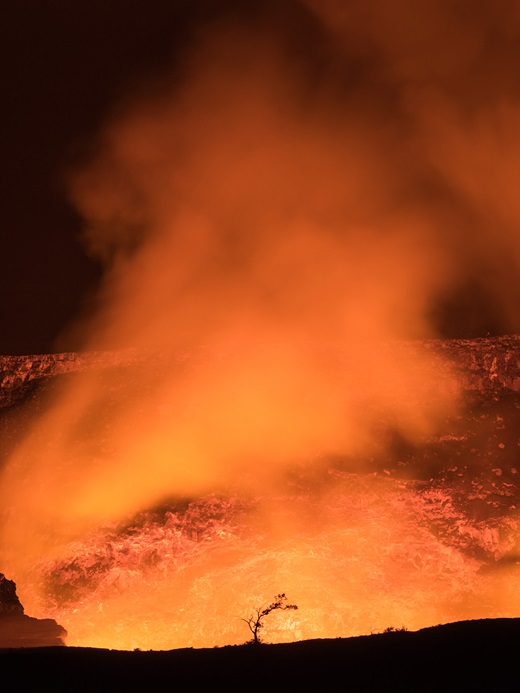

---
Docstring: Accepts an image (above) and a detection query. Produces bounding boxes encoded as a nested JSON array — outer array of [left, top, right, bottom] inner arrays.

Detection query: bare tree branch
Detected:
[[241, 593, 298, 645]]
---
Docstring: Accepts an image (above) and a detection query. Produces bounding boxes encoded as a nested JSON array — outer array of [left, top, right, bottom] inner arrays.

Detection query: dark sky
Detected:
[[1, 0, 518, 354], [0, 0, 211, 354], [0, 0, 323, 354]]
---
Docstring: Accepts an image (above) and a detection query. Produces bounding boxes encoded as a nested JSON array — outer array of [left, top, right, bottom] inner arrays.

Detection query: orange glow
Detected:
[[8, 472, 520, 651], [2, 1, 520, 650]]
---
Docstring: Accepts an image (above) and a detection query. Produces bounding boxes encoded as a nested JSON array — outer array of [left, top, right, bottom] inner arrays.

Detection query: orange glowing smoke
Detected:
[[2, 0, 520, 649]]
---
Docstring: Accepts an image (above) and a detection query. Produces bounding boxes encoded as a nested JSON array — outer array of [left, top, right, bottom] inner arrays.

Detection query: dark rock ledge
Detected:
[[0, 573, 66, 647]]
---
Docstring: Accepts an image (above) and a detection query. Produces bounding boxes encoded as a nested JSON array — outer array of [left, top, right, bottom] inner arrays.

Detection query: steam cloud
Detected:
[[2, 0, 520, 608]]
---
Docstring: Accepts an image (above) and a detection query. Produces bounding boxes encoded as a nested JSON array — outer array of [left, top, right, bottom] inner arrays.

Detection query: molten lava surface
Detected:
[[22, 457, 520, 650], [1, 344, 519, 650]]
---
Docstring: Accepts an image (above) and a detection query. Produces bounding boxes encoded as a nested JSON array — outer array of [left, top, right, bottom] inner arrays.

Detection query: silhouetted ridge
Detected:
[[0, 573, 66, 647]]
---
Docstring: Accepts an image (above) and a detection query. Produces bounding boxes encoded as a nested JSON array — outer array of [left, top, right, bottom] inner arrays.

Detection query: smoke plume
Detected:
[[2, 0, 520, 643]]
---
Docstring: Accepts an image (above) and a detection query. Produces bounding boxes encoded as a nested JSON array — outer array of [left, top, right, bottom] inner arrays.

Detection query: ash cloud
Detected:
[[305, 0, 520, 334], [71, 0, 520, 343], [2, 0, 520, 577]]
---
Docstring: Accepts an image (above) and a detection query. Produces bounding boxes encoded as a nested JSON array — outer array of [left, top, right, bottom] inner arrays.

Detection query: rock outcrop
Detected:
[[0, 573, 66, 647], [1, 336, 519, 409]]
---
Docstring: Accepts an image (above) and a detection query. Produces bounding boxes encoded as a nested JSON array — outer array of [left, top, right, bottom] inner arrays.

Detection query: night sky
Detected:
[[1, 0, 207, 354], [1, 0, 518, 354]]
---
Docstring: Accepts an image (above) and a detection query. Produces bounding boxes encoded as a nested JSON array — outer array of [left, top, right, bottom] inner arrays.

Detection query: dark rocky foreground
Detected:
[[0, 574, 66, 647], [1, 618, 519, 691]]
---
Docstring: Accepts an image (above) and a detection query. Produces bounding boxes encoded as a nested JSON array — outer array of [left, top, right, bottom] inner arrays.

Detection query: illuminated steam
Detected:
[[305, 0, 520, 330], [2, 0, 520, 647]]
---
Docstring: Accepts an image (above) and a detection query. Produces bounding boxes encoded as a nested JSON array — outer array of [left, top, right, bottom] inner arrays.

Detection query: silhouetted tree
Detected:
[[241, 593, 298, 645]]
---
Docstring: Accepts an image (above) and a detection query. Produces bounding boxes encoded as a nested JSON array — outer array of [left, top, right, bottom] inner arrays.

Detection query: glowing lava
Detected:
[[13, 459, 520, 651], [2, 341, 520, 650], [3, 0, 520, 650]]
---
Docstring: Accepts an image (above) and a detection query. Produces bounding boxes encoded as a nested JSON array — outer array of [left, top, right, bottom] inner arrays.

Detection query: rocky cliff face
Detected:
[[0, 350, 147, 409], [1, 336, 519, 407], [0, 573, 66, 647], [0, 572, 24, 616]]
